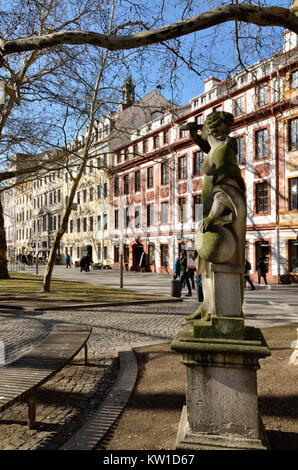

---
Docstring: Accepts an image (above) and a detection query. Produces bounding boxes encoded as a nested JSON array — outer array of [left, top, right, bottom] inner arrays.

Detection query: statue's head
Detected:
[[202, 111, 234, 141]]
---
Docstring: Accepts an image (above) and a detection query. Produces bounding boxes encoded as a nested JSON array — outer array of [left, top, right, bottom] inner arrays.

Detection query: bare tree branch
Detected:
[[1, 5, 297, 57]]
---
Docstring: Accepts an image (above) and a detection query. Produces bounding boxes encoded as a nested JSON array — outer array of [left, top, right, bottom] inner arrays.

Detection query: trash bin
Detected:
[[171, 279, 181, 298], [197, 275, 204, 302]]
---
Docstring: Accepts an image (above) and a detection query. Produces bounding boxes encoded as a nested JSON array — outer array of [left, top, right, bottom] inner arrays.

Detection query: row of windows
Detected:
[[66, 214, 108, 234], [33, 190, 61, 209], [115, 130, 170, 165], [113, 195, 201, 229], [112, 177, 297, 230], [33, 214, 61, 233]]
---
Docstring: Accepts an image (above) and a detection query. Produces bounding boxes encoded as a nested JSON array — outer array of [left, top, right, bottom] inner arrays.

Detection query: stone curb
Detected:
[[0, 297, 183, 312], [59, 339, 169, 451]]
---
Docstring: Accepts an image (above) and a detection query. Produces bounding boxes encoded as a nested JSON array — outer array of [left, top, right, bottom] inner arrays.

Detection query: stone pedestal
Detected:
[[171, 317, 271, 450]]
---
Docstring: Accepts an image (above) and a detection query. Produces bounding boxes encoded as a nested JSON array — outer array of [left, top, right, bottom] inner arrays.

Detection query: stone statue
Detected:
[[183, 111, 246, 321]]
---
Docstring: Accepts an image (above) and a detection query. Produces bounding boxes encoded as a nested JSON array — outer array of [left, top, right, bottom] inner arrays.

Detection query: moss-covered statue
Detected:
[[183, 111, 246, 321]]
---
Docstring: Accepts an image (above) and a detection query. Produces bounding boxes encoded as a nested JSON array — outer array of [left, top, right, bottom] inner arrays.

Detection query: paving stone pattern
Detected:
[[0, 301, 190, 450]]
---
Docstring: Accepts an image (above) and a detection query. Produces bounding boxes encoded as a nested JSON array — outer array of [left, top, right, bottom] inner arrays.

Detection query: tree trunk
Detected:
[[0, 195, 10, 279], [42, 227, 63, 292]]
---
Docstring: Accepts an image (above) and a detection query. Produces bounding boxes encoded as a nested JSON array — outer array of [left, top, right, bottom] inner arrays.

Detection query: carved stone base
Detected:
[[176, 406, 269, 450], [171, 320, 271, 451]]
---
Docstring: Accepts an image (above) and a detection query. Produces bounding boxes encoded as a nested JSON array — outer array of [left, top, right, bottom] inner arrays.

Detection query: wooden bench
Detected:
[[0, 325, 92, 429]]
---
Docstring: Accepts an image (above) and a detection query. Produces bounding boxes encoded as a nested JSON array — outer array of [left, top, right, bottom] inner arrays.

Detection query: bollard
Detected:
[[171, 279, 181, 298]]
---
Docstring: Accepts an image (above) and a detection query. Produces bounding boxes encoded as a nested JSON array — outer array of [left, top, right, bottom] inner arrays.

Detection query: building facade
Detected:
[[3, 31, 298, 282], [109, 31, 298, 283]]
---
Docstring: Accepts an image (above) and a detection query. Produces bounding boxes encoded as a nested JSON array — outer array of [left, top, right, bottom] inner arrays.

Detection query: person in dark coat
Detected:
[[80, 256, 86, 272], [85, 255, 91, 272], [179, 252, 192, 297], [257, 257, 268, 285], [245, 259, 255, 290]]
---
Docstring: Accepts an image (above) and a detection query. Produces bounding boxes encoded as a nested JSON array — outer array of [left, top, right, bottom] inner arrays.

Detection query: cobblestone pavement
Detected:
[[0, 298, 297, 451], [0, 301, 192, 450]]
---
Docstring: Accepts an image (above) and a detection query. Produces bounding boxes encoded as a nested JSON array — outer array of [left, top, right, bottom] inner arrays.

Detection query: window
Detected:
[[193, 194, 202, 222], [213, 104, 222, 112], [70, 220, 73, 233], [153, 135, 159, 149], [97, 184, 102, 199], [178, 156, 187, 179], [103, 213, 107, 230], [89, 187, 94, 202], [103, 182, 108, 198], [103, 245, 108, 260], [133, 144, 138, 158], [180, 122, 188, 138], [124, 148, 129, 160], [77, 191, 80, 204], [256, 182, 269, 213], [124, 175, 129, 195], [143, 140, 148, 153], [117, 152, 121, 164], [83, 217, 87, 232], [77, 247, 80, 259], [256, 85, 269, 107], [255, 128, 268, 159], [104, 153, 108, 166], [97, 215, 101, 231], [161, 162, 168, 185], [135, 208, 140, 228], [163, 130, 169, 144], [89, 216, 93, 231], [77, 218, 80, 233], [161, 245, 168, 266], [125, 207, 130, 228], [289, 177, 298, 210], [147, 204, 154, 226], [135, 171, 141, 192], [288, 239, 298, 272], [234, 95, 245, 116], [114, 210, 119, 229], [147, 167, 153, 188], [83, 189, 87, 203], [290, 70, 298, 89], [288, 118, 298, 151], [193, 151, 203, 175], [178, 198, 187, 222], [195, 114, 203, 126], [114, 245, 120, 263], [114, 177, 119, 197], [161, 202, 169, 224], [89, 160, 93, 173], [236, 136, 244, 164], [148, 244, 155, 265]]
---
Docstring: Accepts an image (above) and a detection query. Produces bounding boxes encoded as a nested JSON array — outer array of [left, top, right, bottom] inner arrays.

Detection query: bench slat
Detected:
[[0, 325, 92, 429]]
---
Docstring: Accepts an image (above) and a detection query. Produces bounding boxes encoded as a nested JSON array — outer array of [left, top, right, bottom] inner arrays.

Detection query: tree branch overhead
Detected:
[[1, 5, 298, 56]]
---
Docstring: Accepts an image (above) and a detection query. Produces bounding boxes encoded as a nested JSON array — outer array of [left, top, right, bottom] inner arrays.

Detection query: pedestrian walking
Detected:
[[257, 257, 268, 285], [173, 257, 180, 280], [244, 259, 255, 290], [179, 252, 192, 297], [65, 254, 71, 268]]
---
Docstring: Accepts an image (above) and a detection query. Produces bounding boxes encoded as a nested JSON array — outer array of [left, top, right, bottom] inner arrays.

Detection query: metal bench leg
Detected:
[[84, 343, 88, 365], [26, 395, 36, 430]]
